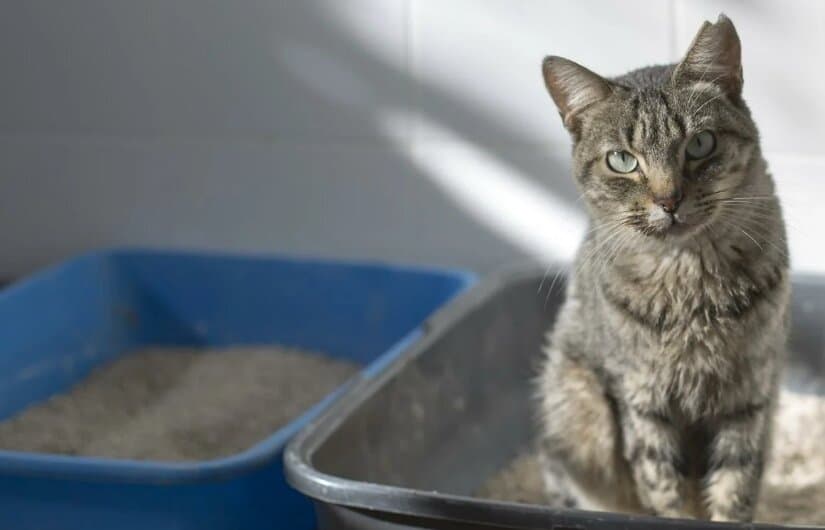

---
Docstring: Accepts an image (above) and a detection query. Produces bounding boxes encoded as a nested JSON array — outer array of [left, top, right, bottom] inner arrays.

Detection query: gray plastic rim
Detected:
[[284, 265, 819, 530]]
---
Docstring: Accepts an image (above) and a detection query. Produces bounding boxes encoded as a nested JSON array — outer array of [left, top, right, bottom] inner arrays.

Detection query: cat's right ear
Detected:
[[671, 14, 743, 101], [542, 56, 613, 131]]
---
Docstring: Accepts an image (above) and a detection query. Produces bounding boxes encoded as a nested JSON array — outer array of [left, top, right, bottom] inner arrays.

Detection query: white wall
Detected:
[[0, 1, 823, 278]]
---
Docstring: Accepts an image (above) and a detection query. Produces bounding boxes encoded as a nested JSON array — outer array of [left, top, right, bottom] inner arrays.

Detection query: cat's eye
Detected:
[[685, 130, 716, 160], [606, 150, 638, 174]]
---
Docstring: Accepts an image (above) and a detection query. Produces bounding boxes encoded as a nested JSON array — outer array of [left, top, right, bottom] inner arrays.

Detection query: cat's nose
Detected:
[[654, 190, 683, 214]]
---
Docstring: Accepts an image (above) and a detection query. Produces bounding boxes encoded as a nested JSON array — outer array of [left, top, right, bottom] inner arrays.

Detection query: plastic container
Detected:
[[0, 249, 474, 530], [286, 268, 825, 530]]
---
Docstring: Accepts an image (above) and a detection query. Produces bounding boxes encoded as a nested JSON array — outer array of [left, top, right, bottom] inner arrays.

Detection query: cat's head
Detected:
[[542, 15, 760, 241]]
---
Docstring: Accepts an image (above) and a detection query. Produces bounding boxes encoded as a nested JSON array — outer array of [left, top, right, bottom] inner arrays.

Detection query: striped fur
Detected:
[[538, 15, 788, 522]]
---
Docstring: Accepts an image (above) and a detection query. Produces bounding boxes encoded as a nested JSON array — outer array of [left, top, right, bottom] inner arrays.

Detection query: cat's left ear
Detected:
[[542, 56, 615, 132], [672, 14, 743, 100]]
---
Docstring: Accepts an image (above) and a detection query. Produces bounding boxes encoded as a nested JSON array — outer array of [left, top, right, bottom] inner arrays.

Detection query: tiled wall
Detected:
[[0, 1, 822, 276]]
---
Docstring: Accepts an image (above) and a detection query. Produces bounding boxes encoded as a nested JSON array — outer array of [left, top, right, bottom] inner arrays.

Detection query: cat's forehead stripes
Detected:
[[626, 90, 688, 164]]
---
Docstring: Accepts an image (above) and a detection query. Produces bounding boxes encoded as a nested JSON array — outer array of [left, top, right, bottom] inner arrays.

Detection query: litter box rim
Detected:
[[284, 266, 824, 530], [0, 247, 477, 485]]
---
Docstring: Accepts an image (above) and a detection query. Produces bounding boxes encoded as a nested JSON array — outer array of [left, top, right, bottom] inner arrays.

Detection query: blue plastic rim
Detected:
[[0, 248, 475, 530]]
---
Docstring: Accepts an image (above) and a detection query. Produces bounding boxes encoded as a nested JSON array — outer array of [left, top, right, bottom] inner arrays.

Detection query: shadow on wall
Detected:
[[0, 1, 588, 277], [4, 3, 824, 275], [270, 2, 587, 263]]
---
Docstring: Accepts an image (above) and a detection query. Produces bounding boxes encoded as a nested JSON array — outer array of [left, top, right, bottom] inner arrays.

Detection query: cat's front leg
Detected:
[[704, 402, 771, 522], [621, 405, 687, 518]]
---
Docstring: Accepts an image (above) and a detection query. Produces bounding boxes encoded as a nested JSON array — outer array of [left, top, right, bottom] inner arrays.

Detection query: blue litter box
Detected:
[[0, 249, 474, 530]]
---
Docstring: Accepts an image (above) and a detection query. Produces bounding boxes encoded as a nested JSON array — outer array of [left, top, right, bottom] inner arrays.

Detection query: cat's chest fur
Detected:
[[596, 244, 786, 418]]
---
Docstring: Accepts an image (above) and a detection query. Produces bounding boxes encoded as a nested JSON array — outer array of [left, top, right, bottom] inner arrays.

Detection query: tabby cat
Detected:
[[537, 14, 789, 522]]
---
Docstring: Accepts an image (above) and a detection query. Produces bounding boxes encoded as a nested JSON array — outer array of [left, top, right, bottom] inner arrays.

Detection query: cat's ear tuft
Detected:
[[672, 14, 743, 99], [542, 56, 613, 131]]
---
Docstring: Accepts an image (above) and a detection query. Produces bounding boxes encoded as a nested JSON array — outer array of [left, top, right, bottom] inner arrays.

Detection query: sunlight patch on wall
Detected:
[[380, 110, 586, 262]]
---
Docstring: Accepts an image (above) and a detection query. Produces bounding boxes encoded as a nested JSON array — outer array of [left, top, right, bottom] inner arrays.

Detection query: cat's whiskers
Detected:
[[540, 216, 623, 296], [684, 63, 718, 112], [708, 199, 786, 226], [599, 229, 637, 278], [715, 209, 789, 262], [577, 219, 639, 280], [539, 214, 637, 302], [704, 198, 797, 260], [707, 198, 809, 242], [572, 223, 628, 278], [690, 90, 726, 119], [686, 71, 727, 112], [735, 215, 790, 261], [697, 185, 741, 200], [697, 197, 780, 216], [710, 196, 778, 202]]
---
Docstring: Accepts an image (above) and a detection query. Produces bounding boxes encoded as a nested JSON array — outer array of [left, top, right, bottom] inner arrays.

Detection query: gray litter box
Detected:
[[285, 268, 825, 530]]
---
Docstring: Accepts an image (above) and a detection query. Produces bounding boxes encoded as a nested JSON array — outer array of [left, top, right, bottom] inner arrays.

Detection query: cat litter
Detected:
[[0, 346, 358, 461], [477, 387, 825, 526], [0, 250, 475, 529]]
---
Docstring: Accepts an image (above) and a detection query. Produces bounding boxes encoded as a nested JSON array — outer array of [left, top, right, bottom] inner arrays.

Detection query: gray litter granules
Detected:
[[478, 388, 825, 525], [0, 346, 358, 461]]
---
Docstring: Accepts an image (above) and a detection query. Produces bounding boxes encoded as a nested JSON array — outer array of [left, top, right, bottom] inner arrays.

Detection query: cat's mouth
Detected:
[[645, 210, 698, 238]]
